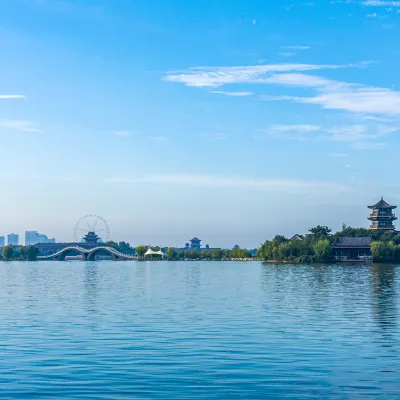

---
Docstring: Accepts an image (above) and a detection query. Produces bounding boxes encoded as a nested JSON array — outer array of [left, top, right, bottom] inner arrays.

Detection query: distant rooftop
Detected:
[[333, 237, 372, 248]]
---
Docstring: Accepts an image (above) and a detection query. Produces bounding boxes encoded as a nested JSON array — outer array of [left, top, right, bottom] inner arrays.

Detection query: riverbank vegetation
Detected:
[[1, 245, 39, 261], [257, 224, 400, 263]]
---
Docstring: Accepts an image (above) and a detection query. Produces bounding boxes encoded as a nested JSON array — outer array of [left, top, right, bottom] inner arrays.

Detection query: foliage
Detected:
[[309, 225, 332, 239], [104, 241, 134, 254], [313, 239, 331, 262], [166, 247, 177, 260], [231, 247, 252, 259], [370, 241, 400, 262], [2, 245, 14, 260], [135, 245, 146, 257], [258, 222, 400, 263], [159, 247, 251, 261]]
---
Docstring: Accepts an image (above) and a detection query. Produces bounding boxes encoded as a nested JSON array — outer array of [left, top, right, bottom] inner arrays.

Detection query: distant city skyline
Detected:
[[25, 231, 56, 246], [1, 1, 399, 247]]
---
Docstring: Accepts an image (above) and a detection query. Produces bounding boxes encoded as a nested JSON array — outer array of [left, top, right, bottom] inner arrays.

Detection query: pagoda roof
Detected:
[[190, 237, 201, 241], [368, 197, 397, 209]]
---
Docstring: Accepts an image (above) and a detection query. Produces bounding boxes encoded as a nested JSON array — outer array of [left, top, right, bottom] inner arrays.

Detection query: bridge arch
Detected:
[[37, 246, 137, 261], [56, 247, 87, 261], [87, 247, 118, 261]]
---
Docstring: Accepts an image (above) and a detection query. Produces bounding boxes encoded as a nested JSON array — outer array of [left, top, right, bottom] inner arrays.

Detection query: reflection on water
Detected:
[[371, 264, 397, 332], [0, 261, 399, 399]]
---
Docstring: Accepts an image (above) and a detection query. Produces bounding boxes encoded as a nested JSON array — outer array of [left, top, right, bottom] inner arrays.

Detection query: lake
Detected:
[[0, 261, 399, 399]]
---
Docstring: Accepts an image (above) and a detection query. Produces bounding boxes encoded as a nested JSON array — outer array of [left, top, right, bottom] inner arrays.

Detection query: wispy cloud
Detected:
[[210, 90, 253, 97], [112, 130, 133, 136], [332, 153, 349, 157], [282, 46, 310, 50], [164, 62, 365, 87], [104, 173, 351, 194], [258, 123, 397, 149], [362, 1, 400, 6], [352, 142, 387, 149], [0, 120, 41, 132], [260, 73, 400, 116], [0, 95, 25, 99], [165, 62, 400, 117], [199, 133, 231, 141], [278, 52, 296, 57]]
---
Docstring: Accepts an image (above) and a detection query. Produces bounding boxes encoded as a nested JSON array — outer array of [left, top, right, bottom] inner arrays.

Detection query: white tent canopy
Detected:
[[144, 247, 165, 257]]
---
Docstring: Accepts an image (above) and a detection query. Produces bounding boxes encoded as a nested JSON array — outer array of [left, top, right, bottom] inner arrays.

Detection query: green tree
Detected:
[[178, 250, 186, 259], [2, 245, 14, 260], [27, 246, 39, 261], [309, 225, 332, 239], [313, 239, 331, 262], [135, 245, 146, 257], [166, 247, 177, 260], [371, 241, 386, 262], [104, 241, 118, 249], [211, 249, 223, 260]]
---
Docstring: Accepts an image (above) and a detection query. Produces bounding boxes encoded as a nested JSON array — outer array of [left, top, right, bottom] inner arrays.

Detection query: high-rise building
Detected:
[[25, 231, 56, 246], [368, 198, 397, 231], [0, 236, 5, 247], [7, 234, 19, 246]]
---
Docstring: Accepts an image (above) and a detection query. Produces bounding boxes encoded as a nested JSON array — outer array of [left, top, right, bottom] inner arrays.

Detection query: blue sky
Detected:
[[1, 0, 400, 247]]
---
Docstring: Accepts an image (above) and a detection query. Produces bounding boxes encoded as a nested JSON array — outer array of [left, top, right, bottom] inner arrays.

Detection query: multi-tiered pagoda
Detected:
[[368, 198, 397, 231]]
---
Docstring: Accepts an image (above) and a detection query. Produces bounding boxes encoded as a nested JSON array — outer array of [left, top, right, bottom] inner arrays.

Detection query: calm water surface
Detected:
[[0, 261, 399, 399]]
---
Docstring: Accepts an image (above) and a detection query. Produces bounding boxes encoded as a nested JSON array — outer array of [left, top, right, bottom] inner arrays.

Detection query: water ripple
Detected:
[[0, 261, 399, 399]]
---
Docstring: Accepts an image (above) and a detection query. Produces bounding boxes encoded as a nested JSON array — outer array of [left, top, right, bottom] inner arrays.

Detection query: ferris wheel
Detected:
[[74, 215, 110, 242]]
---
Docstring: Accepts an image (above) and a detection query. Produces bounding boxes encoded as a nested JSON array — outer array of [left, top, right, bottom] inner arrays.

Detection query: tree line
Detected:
[[257, 224, 400, 263], [1, 245, 39, 261], [105, 242, 253, 260]]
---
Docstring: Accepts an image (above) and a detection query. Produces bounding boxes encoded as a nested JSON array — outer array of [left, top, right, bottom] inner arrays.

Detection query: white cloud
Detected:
[[362, 1, 400, 6], [210, 90, 253, 96], [261, 75, 400, 116], [352, 141, 387, 149], [104, 173, 350, 194], [259, 123, 397, 149], [279, 52, 296, 57], [199, 133, 231, 140], [0, 95, 25, 99], [112, 131, 132, 136], [332, 153, 349, 157], [282, 46, 310, 50], [164, 62, 364, 87], [267, 125, 321, 138], [367, 12, 378, 17], [0, 120, 41, 132], [263, 73, 341, 88]]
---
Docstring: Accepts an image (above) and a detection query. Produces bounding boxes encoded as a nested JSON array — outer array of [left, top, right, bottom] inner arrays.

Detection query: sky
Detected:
[[1, 0, 400, 248]]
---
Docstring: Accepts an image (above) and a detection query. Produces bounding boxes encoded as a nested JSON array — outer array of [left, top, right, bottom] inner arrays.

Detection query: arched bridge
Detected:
[[37, 246, 138, 261]]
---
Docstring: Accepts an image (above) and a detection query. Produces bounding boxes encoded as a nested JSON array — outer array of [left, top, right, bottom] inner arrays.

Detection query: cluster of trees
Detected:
[[132, 245, 252, 260], [1, 245, 39, 261], [104, 241, 135, 254], [371, 241, 400, 262], [257, 226, 333, 263], [165, 247, 252, 261], [257, 224, 400, 263]]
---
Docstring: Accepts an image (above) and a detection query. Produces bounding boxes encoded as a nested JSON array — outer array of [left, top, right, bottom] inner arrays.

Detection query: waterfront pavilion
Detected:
[[332, 237, 372, 262]]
